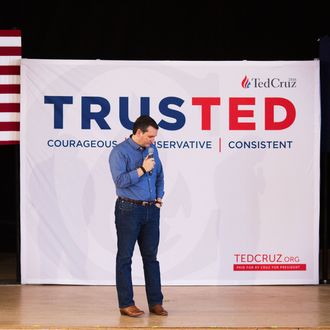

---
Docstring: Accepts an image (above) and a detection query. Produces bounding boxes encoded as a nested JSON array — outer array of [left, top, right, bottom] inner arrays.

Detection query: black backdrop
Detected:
[[1, 0, 330, 282]]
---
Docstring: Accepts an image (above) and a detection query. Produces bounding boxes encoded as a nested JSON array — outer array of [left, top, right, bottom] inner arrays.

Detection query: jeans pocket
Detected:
[[118, 200, 135, 212]]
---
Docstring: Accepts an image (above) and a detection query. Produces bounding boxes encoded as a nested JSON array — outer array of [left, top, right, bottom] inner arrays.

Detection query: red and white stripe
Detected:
[[0, 30, 21, 145]]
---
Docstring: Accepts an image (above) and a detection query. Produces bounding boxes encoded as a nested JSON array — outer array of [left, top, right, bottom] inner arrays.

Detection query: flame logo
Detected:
[[241, 75, 251, 88]]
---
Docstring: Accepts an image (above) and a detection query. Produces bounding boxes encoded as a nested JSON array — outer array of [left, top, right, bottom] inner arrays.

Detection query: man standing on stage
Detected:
[[109, 115, 168, 317]]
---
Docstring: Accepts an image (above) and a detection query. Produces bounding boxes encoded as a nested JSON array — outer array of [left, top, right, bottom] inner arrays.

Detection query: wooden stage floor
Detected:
[[0, 284, 330, 330]]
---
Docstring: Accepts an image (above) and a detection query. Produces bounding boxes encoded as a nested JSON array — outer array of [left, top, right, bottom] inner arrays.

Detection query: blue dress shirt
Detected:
[[109, 137, 164, 201]]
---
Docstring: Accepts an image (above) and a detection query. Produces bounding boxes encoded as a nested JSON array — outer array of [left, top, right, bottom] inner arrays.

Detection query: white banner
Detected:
[[20, 59, 320, 285]]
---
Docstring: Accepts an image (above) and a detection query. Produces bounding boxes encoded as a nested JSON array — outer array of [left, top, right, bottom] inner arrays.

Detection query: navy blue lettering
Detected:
[[44, 96, 73, 129], [158, 97, 185, 130], [81, 97, 111, 129], [119, 97, 150, 130]]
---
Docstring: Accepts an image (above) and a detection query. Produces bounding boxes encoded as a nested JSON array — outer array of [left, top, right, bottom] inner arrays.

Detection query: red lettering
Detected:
[[229, 97, 256, 130], [265, 97, 296, 130], [234, 254, 240, 262], [191, 97, 221, 130]]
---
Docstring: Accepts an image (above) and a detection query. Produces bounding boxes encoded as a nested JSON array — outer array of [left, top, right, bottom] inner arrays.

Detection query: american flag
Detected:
[[0, 30, 21, 145]]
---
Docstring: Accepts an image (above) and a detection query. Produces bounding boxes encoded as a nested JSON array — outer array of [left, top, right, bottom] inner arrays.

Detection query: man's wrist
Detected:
[[139, 166, 147, 174]]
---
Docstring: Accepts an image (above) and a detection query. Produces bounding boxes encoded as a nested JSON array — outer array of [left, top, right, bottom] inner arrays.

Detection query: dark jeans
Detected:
[[115, 198, 163, 308]]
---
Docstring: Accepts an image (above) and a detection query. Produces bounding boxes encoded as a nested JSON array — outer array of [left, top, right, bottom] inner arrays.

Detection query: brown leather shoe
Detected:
[[149, 304, 168, 316], [119, 305, 144, 317]]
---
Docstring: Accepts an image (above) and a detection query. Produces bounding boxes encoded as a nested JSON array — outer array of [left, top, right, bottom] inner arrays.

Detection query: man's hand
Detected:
[[142, 155, 155, 173], [155, 198, 162, 208]]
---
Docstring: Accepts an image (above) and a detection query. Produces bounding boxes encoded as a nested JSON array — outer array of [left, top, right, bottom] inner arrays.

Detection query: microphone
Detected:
[[147, 147, 154, 175]]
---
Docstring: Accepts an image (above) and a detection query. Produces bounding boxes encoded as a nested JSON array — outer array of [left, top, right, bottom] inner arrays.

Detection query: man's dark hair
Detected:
[[133, 115, 158, 134]]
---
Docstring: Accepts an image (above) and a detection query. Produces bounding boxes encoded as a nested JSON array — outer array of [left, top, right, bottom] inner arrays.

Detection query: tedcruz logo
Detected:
[[241, 75, 297, 89], [241, 75, 251, 89]]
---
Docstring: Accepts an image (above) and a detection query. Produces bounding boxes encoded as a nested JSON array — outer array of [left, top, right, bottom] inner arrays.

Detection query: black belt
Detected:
[[118, 196, 156, 206]]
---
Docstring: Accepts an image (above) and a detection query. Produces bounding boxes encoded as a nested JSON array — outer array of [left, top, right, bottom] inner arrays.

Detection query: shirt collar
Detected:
[[127, 135, 145, 151]]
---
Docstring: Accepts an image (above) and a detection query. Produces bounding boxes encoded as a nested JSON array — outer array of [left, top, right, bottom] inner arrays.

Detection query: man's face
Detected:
[[137, 126, 158, 147]]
